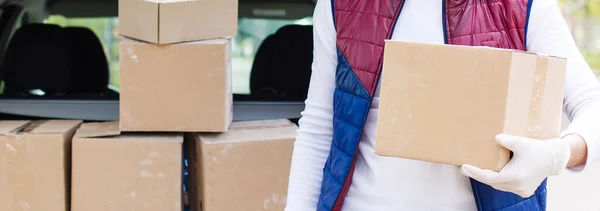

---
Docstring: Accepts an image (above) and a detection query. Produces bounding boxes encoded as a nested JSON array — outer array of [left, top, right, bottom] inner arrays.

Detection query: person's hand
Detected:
[[459, 134, 571, 198]]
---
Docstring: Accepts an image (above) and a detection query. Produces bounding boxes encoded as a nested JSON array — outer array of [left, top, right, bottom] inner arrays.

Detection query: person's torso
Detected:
[[343, 1, 477, 210]]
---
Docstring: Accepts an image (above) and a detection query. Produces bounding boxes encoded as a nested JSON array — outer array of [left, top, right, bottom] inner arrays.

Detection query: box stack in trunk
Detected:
[[67, 1, 298, 211]]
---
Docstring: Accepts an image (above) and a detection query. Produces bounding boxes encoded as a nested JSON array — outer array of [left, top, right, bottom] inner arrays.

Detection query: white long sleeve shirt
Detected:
[[285, 0, 600, 210]]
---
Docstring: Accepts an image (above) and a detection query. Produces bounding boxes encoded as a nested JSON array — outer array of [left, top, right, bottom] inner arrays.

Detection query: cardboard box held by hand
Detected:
[[375, 41, 567, 171], [71, 121, 183, 211], [119, 0, 237, 44], [0, 120, 82, 211], [186, 119, 296, 211]]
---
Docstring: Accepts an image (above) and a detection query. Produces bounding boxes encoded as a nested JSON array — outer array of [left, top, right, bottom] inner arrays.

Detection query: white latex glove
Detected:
[[460, 134, 571, 198]]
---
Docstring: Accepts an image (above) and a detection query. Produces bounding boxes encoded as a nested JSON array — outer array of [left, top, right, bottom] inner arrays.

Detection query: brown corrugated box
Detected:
[[71, 121, 183, 211], [375, 41, 566, 171], [186, 119, 297, 211], [119, 38, 232, 132], [0, 120, 82, 211], [119, 0, 238, 44]]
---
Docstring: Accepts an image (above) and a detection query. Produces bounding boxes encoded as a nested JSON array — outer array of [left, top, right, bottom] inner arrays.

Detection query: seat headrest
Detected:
[[249, 24, 313, 101], [275, 25, 313, 39], [64, 27, 110, 93], [2, 23, 73, 94]]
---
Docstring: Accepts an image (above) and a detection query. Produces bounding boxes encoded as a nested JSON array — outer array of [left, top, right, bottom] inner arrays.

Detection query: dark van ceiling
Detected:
[[3, 0, 314, 29], [46, 0, 315, 19]]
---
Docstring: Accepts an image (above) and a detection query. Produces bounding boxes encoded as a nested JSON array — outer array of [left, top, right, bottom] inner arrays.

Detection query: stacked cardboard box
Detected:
[[119, 38, 233, 132], [71, 121, 183, 211], [186, 119, 296, 211], [118, 0, 237, 45], [0, 120, 82, 211]]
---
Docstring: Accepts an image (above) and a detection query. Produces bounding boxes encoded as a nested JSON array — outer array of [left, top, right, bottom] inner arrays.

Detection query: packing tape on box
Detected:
[[3, 121, 50, 209], [525, 56, 548, 139]]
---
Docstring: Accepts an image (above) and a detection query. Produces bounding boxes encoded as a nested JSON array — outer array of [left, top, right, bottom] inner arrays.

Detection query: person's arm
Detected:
[[285, 0, 338, 210], [460, 0, 600, 198], [564, 134, 588, 167], [526, 0, 600, 171]]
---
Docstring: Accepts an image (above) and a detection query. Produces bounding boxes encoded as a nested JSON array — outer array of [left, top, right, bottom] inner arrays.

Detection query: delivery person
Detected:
[[284, 0, 600, 210]]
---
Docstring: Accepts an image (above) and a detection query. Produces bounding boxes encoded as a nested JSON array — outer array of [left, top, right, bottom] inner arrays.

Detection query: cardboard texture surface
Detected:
[[71, 121, 183, 211], [119, 38, 233, 132], [375, 41, 566, 171], [73, 121, 120, 138], [119, 0, 237, 44], [0, 120, 82, 211], [186, 119, 297, 211]]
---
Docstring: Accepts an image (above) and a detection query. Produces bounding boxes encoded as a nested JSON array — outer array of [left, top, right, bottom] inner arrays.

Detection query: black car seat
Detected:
[[1, 23, 73, 96], [248, 35, 277, 97], [63, 26, 116, 97], [248, 24, 313, 101], [0, 24, 117, 98]]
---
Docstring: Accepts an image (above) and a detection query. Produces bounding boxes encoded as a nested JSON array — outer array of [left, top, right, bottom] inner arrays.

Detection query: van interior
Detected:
[[0, 0, 316, 122]]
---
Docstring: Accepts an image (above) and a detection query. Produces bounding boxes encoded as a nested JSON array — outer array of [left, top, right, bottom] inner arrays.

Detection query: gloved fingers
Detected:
[[495, 134, 525, 152], [461, 164, 536, 198], [515, 189, 537, 198], [497, 184, 536, 198], [487, 177, 537, 198], [490, 185, 536, 198], [460, 164, 511, 184]]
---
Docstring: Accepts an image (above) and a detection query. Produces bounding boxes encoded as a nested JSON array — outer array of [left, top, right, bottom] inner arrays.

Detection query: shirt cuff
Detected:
[[561, 122, 598, 172]]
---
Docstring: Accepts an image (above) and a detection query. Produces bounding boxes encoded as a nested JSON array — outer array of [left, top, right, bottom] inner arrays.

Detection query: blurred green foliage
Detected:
[[584, 52, 600, 70], [559, 0, 600, 72], [560, 0, 600, 16]]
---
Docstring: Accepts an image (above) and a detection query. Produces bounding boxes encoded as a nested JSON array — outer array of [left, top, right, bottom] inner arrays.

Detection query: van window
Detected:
[[43, 15, 313, 94]]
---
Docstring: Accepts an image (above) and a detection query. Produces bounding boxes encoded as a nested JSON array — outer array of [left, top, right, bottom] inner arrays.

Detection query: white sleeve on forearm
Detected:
[[527, 0, 600, 171], [284, 0, 338, 210]]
